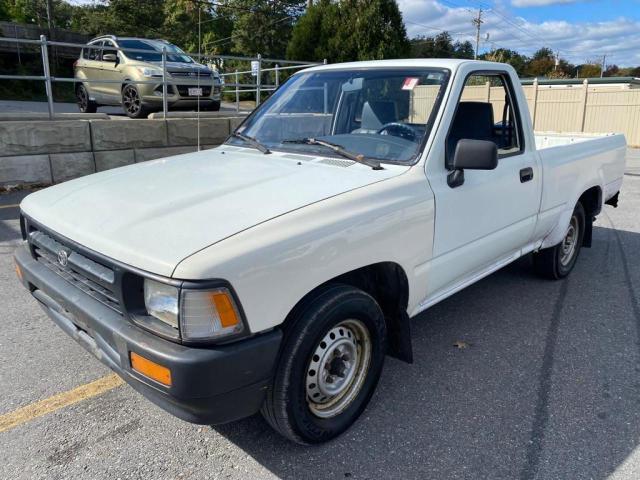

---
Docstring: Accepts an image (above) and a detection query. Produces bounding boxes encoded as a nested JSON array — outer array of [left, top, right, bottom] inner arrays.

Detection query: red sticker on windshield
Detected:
[[402, 77, 419, 90]]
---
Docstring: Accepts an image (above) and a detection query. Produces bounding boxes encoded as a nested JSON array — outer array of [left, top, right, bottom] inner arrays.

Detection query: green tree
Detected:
[[481, 48, 528, 76], [287, 0, 409, 62], [524, 47, 555, 77], [70, 0, 165, 38], [603, 64, 620, 77], [411, 32, 473, 59], [577, 63, 602, 78], [6, 0, 75, 28], [286, 0, 338, 60], [229, 0, 304, 58], [162, 0, 213, 53], [0, 0, 11, 20]]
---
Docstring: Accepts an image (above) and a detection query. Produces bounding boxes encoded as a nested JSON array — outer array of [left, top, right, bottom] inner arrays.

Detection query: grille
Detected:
[[29, 229, 123, 315], [176, 85, 212, 97], [170, 71, 212, 78]]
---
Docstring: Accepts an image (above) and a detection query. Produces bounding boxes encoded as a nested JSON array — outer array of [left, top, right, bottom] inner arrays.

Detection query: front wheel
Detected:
[[201, 100, 221, 111], [533, 202, 585, 279], [122, 84, 149, 119], [261, 284, 387, 444]]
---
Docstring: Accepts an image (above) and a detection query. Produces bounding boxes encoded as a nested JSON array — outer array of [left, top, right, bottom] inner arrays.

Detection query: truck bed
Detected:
[[535, 132, 626, 213]]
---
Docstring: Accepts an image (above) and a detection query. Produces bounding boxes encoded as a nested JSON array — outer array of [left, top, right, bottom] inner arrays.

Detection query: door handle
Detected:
[[520, 167, 534, 183]]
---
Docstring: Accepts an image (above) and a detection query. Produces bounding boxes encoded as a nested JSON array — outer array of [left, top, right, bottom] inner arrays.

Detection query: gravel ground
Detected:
[[1, 149, 639, 480]]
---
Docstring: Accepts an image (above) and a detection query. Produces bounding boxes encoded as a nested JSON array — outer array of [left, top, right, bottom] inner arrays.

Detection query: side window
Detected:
[[86, 41, 102, 61], [447, 73, 522, 164]]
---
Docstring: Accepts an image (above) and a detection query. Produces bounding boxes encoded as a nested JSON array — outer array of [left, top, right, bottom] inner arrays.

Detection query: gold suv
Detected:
[[74, 36, 222, 118]]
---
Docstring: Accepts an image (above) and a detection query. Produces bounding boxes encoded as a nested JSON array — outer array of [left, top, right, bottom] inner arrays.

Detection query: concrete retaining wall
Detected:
[[0, 116, 245, 186]]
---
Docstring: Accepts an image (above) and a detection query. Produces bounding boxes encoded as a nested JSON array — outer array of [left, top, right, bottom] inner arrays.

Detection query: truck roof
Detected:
[[301, 59, 504, 74]]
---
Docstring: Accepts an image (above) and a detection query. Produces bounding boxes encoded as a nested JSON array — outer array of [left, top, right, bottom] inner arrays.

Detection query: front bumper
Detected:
[[139, 81, 221, 106], [14, 246, 282, 425]]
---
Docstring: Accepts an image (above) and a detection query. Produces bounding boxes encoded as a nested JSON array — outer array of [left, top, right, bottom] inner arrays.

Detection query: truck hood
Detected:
[[21, 146, 407, 277]]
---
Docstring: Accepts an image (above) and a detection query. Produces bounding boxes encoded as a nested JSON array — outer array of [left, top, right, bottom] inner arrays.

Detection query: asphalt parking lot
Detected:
[[1, 149, 640, 480]]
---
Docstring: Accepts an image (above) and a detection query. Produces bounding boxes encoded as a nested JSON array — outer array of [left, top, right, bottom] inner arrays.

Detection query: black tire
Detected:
[[201, 100, 221, 111], [76, 84, 97, 113], [534, 202, 585, 279], [121, 84, 149, 119], [261, 284, 387, 444]]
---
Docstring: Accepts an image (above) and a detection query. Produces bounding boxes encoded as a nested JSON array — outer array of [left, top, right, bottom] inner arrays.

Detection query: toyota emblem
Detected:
[[57, 250, 69, 267]]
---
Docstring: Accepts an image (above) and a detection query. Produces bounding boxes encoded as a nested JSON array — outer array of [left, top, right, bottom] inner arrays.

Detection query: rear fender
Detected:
[[540, 183, 602, 250]]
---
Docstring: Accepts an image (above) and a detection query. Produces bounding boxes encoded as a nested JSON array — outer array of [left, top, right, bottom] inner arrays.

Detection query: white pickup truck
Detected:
[[15, 59, 626, 444]]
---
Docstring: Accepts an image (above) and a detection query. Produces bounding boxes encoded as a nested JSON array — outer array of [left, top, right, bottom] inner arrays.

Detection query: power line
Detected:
[[404, 19, 475, 38], [469, 0, 588, 56]]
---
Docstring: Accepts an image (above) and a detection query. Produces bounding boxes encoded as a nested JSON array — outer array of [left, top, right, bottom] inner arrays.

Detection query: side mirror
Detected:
[[103, 53, 117, 62], [447, 139, 498, 188]]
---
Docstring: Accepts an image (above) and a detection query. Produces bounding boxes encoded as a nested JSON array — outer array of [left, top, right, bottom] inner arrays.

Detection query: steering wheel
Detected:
[[377, 122, 417, 142]]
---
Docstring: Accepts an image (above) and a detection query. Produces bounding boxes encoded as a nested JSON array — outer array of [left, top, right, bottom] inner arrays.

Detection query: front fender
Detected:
[[172, 171, 435, 334]]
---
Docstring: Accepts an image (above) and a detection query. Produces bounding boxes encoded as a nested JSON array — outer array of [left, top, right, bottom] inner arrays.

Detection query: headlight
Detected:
[[143, 279, 179, 329], [142, 279, 243, 343], [138, 67, 164, 78], [180, 288, 243, 341]]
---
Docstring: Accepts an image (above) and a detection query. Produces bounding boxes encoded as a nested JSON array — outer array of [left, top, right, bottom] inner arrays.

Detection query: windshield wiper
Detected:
[[231, 132, 271, 154], [283, 138, 383, 170]]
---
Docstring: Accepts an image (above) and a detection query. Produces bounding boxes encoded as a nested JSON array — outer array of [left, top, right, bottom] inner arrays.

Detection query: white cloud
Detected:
[[396, 0, 640, 66], [511, 0, 579, 7]]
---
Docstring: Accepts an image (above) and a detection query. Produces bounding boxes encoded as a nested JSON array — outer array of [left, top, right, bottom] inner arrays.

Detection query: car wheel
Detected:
[[201, 100, 221, 112], [76, 84, 97, 113], [122, 84, 149, 119], [261, 284, 387, 444], [534, 202, 586, 279]]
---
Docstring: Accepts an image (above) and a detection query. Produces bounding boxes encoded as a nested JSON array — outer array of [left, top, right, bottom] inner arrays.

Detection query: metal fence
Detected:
[[0, 35, 324, 118]]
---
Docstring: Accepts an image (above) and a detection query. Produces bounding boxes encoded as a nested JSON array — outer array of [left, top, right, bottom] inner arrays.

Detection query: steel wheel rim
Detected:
[[77, 86, 88, 111], [560, 215, 579, 266], [306, 319, 372, 419], [123, 86, 141, 116]]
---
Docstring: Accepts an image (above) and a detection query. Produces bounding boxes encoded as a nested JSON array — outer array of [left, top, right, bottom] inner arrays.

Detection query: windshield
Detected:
[[227, 68, 449, 164], [119, 39, 194, 63]]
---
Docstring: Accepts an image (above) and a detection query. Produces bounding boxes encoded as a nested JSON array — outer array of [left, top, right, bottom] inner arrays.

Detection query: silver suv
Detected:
[[74, 36, 222, 118]]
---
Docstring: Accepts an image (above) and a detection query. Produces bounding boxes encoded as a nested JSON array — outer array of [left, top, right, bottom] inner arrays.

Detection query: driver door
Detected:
[[424, 70, 541, 300]]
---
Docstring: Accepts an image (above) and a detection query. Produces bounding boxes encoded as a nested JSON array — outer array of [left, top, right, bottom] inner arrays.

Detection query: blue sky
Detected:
[[397, 0, 640, 66]]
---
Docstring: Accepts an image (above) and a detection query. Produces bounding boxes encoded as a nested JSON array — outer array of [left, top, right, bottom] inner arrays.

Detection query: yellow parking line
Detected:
[[0, 373, 124, 434], [0, 204, 20, 210]]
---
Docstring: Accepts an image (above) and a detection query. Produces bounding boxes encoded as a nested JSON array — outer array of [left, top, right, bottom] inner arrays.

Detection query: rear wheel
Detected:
[[76, 84, 97, 113], [261, 284, 387, 444], [534, 202, 585, 279], [122, 84, 149, 119]]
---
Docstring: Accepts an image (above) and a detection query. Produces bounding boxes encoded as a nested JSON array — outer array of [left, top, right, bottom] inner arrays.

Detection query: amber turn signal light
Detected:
[[211, 291, 240, 328], [130, 352, 172, 386]]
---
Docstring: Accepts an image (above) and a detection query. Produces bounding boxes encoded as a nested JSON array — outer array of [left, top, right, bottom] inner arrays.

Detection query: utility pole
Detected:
[[45, 0, 56, 69], [472, 9, 483, 60], [45, 0, 54, 34], [600, 54, 606, 78], [554, 51, 559, 71]]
